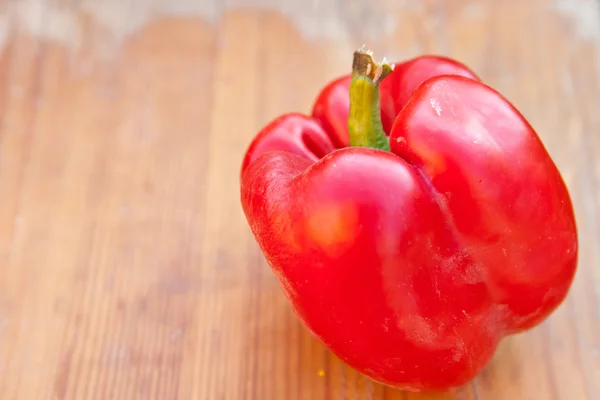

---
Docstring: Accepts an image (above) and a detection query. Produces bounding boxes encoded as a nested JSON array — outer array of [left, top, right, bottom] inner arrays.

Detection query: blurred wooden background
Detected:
[[0, 0, 599, 399]]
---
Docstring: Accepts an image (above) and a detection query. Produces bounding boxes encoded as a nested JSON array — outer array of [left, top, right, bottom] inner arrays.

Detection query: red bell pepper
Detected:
[[240, 48, 578, 391]]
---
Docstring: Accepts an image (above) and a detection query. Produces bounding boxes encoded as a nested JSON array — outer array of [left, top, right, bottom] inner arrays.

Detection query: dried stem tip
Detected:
[[352, 47, 394, 84]]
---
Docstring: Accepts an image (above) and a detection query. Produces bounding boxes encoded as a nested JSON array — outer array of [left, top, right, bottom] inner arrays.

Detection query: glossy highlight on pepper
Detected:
[[240, 47, 578, 391]]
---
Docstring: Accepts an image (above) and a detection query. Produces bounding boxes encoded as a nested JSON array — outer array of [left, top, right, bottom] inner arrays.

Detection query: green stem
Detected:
[[347, 47, 394, 151]]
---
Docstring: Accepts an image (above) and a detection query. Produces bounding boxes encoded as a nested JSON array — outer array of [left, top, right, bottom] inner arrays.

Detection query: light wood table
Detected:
[[0, 0, 598, 399]]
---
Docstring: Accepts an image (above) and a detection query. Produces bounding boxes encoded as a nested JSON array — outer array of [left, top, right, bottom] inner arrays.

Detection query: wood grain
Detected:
[[0, 0, 598, 399]]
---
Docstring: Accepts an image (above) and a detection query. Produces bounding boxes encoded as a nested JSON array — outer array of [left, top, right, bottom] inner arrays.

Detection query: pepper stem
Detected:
[[347, 47, 394, 151]]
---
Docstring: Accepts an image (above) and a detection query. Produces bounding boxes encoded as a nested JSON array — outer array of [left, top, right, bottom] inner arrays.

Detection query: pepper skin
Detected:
[[240, 49, 578, 391]]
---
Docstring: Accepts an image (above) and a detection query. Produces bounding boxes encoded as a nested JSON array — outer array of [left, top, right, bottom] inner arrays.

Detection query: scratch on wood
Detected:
[[0, 0, 427, 51], [53, 348, 73, 400], [555, 0, 600, 41], [0, 14, 7, 49]]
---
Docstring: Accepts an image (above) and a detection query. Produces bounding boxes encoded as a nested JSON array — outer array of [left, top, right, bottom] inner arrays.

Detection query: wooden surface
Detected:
[[0, 0, 599, 399]]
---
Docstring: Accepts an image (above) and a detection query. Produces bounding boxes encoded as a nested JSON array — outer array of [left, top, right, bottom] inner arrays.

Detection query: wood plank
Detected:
[[0, 0, 598, 399]]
